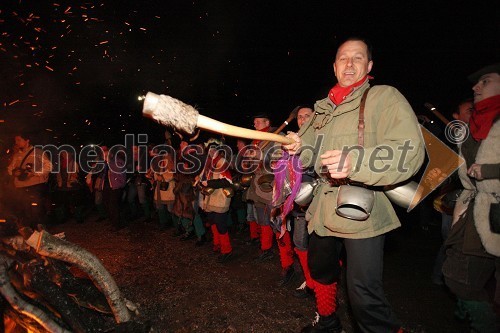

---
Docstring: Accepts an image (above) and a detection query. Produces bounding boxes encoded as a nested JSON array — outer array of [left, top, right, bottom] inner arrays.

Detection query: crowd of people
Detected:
[[1, 37, 498, 333]]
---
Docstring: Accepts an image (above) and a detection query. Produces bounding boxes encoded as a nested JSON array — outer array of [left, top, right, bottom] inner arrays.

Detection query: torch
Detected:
[[142, 92, 295, 145]]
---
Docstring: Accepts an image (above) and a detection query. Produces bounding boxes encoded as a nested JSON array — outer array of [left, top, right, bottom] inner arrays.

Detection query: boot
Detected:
[[301, 312, 343, 333], [293, 281, 315, 299], [254, 249, 274, 262], [277, 265, 296, 287], [180, 230, 195, 241], [195, 234, 207, 247]]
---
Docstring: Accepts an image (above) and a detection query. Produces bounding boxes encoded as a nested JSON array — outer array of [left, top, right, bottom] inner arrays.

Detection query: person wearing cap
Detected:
[[199, 139, 234, 263], [245, 113, 296, 287], [283, 37, 424, 332], [442, 63, 500, 333]]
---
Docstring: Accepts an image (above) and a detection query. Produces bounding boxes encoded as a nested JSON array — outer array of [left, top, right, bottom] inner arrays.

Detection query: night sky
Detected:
[[1, 0, 499, 148]]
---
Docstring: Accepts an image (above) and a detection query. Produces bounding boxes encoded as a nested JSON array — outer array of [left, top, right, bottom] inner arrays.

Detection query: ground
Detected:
[[47, 211, 470, 333]]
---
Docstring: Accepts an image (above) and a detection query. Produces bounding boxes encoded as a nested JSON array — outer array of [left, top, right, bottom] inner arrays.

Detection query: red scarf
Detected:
[[328, 75, 370, 106], [470, 95, 500, 141], [252, 126, 270, 147]]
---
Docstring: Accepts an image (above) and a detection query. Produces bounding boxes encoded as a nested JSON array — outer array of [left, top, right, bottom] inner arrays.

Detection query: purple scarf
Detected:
[[272, 153, 303, 238]]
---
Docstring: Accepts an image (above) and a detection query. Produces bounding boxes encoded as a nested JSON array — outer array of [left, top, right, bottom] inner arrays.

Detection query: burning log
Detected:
[[0, 254, 71, 333], [25, 230, 131, 324], [20, 260, 110, 333], [142, 92, 295, 145]]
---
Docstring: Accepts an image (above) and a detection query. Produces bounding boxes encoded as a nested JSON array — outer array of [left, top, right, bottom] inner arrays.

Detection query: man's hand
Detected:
[[467, 163, 483, 180], [320, 150, 352, 179], [283, 132, 301, 155]]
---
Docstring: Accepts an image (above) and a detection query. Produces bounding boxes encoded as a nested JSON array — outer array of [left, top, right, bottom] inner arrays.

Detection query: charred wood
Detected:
[[26, 230, 132, 323], [0, 254, 71, 333], [21, 260, 111, 333]]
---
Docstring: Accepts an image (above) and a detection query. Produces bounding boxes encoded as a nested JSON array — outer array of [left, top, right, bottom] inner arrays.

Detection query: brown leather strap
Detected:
[[358, 88, 371, 147]]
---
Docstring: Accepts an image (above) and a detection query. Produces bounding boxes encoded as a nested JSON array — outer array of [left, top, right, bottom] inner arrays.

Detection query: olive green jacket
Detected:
[[298, 81, 424, 239]]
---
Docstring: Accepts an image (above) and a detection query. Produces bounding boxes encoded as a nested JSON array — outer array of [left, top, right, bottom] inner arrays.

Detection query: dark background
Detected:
[[1, 0, 499, 147]]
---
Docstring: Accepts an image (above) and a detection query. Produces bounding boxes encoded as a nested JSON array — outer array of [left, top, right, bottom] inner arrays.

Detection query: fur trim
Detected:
[[474, 193, 500, 256], [472, 120, 500, 256]]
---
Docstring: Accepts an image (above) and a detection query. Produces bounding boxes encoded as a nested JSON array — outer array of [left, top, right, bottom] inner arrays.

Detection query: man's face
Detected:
[[253, 117, 270, 130], [452, 101, 474, 123], [333, 40, 373, 87], [297, 107, 313, 129], [472, 73, 500, 104], [14, 136, 29, 150]]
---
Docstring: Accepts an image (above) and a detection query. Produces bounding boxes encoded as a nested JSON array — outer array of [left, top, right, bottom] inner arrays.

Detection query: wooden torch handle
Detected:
[[429, 109, 450, 125], [196, 115, 295, 145]]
